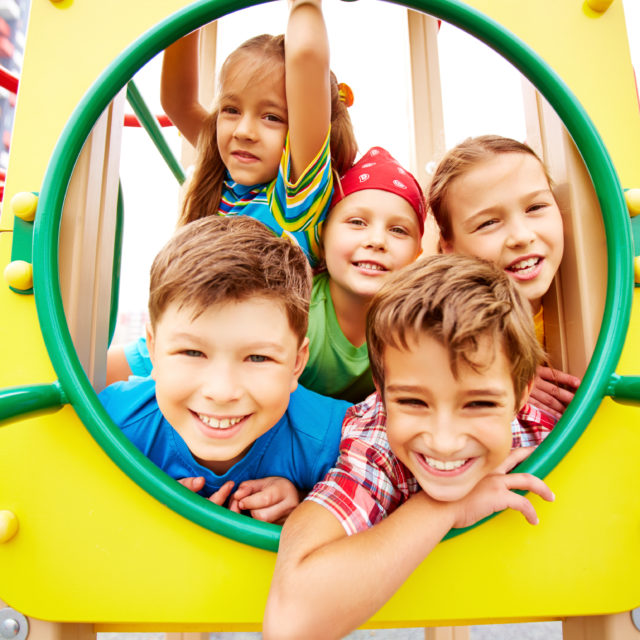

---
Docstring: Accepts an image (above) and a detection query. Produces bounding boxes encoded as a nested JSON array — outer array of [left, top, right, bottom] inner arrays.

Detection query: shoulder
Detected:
[[286, 385, 352, 434], [98, 377, 159, 426]]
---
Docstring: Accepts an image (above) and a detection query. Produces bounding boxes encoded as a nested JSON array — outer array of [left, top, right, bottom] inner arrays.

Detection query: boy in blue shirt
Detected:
[[99, 216, 350, 524]]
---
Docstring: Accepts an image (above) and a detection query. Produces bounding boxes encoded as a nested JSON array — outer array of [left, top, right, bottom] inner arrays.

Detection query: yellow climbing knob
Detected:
[[4, 260, 33, 291], [585, 0, 613, 11], [625, 189, 640, 218], [10, 191, 38, 222], [0, 510, 18, 543], [635, 257, 640, 285]]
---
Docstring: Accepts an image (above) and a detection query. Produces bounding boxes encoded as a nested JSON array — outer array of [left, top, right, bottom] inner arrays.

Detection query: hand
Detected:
[[229, 477, 301, 524], [528, 365, 581, 420], [178, 477, 236, 507], [451, 448, 555, 529]]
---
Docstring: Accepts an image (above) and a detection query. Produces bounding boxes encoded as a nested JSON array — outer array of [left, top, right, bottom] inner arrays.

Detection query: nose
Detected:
[[424, 416, 467, 458], [200, 361, 242, 404], [233, 113, 257, 141], [363, 223, 387, 250], [505, 216, 536, 249]]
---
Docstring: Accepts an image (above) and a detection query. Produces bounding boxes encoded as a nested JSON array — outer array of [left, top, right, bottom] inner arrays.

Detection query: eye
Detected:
[[220, 105, 239, 115], [347, 218, 366, 227], [526, 202, 550, 213], [264, 113, 285, 123], [465, 400, 499, 409], [181, 349, 204, 358], [474, 218, 499, 232], [395, 397, 428, 408], [389, 225, 409, 236], [247, 354, 271, 363]]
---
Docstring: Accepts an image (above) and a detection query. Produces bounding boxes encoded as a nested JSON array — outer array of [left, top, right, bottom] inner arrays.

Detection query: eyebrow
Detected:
[[385, 384, 509, 399], [218, 92, 286, 113]]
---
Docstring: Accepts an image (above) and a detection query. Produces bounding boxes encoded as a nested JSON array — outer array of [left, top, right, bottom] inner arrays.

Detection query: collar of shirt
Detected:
[[223, 173, 262, 199]]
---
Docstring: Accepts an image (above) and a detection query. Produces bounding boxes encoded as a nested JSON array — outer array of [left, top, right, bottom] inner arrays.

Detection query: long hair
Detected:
[[179, 34, 357, 226]]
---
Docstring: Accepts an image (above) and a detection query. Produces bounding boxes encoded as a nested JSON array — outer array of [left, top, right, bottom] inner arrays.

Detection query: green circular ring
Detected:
[[33, 0, 632, 550]]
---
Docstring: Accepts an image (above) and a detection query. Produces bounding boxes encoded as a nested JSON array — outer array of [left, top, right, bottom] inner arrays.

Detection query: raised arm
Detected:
[[285, 0, 331, 182], [160, 30, 209, 148]]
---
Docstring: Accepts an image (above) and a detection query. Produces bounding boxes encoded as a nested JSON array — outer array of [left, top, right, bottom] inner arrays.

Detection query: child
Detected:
[[263, 254, 555, 638], [161, 2, 357, 265], [99, 216, 351, 524], [428, 135, 580, 420], [107, 147, 425, 404], [298, 146, 426, 402]]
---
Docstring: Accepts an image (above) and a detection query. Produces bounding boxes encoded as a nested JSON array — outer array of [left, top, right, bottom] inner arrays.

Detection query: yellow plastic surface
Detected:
[[0, 0, 639, 629]]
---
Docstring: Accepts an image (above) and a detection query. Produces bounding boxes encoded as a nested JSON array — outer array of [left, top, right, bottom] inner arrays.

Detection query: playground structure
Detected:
[[0, 0, 639, 638]]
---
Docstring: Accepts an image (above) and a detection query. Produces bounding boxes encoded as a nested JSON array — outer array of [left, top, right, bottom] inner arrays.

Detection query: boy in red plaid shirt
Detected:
[[264, 254, 555, 639]]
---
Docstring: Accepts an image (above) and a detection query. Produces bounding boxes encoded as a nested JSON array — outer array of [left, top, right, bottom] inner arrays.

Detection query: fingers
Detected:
[[505, 472, 556, 504], [538, 366, 581, 390], [177, 476, 205, 493], [232, 478, 266, 502], [497, 447, 535, 473], [208, 480, 235, 506]]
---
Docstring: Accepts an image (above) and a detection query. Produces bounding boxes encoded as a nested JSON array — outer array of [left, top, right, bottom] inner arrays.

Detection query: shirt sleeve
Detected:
[[513, 402, 557, 448], [305, 398, 411, 535], [123, 337, 153, 378], [269, 130, 333, 264]]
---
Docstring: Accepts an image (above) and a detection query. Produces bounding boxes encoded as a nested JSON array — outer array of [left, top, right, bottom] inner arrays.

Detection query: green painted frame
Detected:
[[31, 0, 632, 550]]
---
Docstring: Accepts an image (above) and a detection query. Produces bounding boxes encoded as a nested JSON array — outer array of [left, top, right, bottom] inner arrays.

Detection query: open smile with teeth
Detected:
[[507, 256, 541, 274], [423, 455, 469, 471], [197, 414, 246, 430], [353, 261, 387, 272]]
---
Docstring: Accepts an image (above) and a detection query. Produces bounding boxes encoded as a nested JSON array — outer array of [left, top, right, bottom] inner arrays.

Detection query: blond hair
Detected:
[[428, 135, 552, 243], [179, 34, 357, 226], [149, 216, 312, 343], [367, 253, 544, 402]]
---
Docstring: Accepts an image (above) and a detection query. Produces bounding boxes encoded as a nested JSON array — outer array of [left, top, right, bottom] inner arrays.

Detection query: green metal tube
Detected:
[[0, 382, 68, 424], [126, 79, 185, 185]]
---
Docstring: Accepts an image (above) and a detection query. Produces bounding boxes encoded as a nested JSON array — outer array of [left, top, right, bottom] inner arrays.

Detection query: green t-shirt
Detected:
[[299, 272, 374, 404]]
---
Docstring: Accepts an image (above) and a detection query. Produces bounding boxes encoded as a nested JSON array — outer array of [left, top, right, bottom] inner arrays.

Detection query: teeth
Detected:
[[509, 257, 539, 272], [354, 262, 386, 271], [198, 414, 244, 429], [423, 456, 468, 471]]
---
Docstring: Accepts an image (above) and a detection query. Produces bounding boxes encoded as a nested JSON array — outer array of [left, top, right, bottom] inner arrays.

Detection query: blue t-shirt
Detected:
[[98, 377, 350, 496]]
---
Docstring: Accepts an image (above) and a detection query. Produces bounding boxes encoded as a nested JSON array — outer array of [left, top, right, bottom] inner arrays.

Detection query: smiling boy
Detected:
[[263, 254, 555, 639], [99, 216, 350, 524]]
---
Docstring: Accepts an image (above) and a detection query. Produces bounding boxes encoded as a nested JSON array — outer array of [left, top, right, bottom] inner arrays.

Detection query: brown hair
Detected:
[[367, 253, 544, 402], [428, 135, 552, 243], [179, 34, 357, 226], [149, 216, 312, 343]]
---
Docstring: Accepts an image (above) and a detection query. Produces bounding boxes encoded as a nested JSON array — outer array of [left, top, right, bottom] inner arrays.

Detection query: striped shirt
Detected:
[[306, 392, 556, 535], [218, 130, 333, 266]]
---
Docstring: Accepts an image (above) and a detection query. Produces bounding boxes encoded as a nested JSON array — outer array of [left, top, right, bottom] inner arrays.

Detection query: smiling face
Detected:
[[322, 189, 422, 302], [147, 297, 308, 475], [216, 56, 288, 186], [383, 331, 526, 502], [442, 152, 564, 313]]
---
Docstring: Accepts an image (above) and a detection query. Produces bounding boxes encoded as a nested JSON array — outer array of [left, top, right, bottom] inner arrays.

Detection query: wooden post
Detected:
[[563, 611, 640, 640]]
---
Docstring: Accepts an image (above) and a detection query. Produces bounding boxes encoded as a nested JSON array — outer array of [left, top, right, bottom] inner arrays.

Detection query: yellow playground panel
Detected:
[[0, 0, 639, 638]]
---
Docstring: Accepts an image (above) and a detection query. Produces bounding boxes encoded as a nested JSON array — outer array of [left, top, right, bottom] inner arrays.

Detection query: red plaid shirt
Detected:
[[306, 392, 555, 535]]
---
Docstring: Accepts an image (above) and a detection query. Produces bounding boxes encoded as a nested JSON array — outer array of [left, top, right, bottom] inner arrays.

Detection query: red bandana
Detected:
[[331, 147, 426, 236]]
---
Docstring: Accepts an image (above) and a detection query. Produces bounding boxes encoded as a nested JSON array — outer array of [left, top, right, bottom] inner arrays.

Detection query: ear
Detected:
[[517, 379, 535, 413], [290, 336, 310, 392], [145, 322, 157, 380]]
